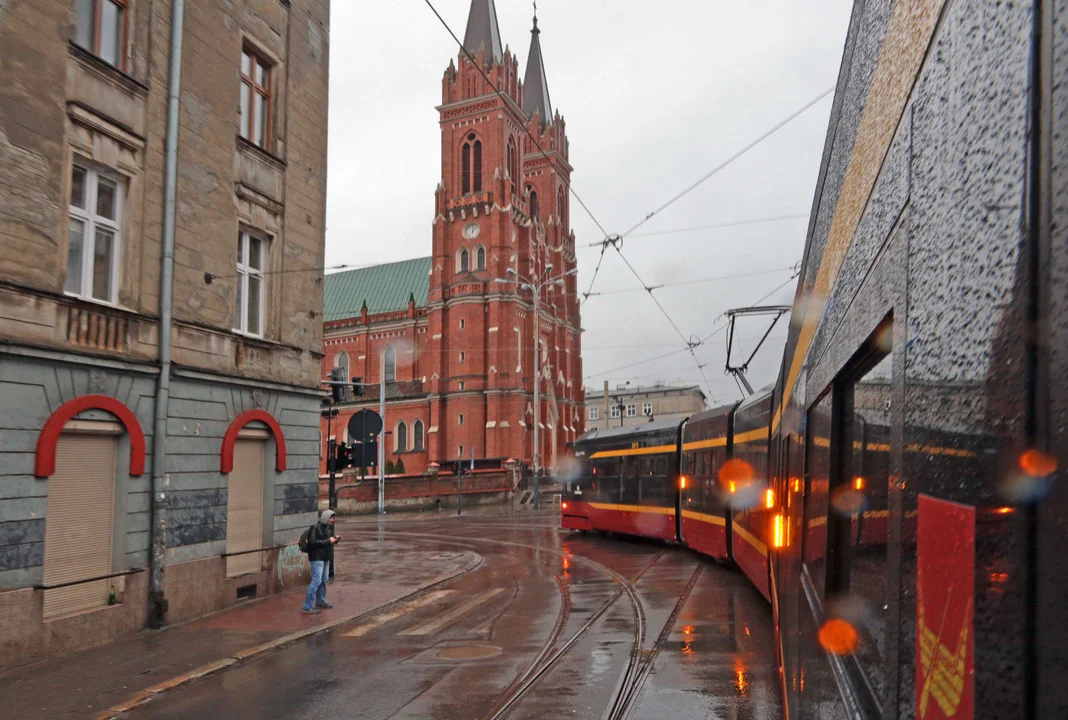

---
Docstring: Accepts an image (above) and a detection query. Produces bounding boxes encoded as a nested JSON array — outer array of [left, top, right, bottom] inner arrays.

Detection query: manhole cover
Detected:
[[437, 645, 500, 661]]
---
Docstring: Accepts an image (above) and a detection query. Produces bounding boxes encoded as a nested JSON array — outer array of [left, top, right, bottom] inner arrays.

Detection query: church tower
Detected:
[[427, 0, 583, 468]]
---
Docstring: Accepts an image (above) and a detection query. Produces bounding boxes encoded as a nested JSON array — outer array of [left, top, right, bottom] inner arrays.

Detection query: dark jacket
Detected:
[[307, 522, 333, 563]]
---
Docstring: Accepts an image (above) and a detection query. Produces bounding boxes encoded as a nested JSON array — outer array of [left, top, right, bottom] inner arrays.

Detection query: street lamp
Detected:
[[494, 264, 578, 510]]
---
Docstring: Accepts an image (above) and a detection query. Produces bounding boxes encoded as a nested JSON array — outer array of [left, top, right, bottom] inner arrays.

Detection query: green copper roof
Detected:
[[324, 256, 432, 320]]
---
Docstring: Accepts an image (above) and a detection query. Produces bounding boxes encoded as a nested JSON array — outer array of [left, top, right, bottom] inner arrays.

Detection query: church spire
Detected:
[[463, 0, 503, 65], [523, 5, 553, 126]]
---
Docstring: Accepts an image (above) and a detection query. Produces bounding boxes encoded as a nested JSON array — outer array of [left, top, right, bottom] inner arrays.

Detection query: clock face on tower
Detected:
[[462, 223, 480, 240]]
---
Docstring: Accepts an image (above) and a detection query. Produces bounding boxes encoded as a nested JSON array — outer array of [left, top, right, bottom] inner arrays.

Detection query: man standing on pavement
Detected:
[[302, 510, 339, 614]]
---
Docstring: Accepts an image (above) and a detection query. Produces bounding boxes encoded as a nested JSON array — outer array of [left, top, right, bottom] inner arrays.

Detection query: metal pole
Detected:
[[327, 410, 337, 510], [378, 373, 385, 514], [532, 284, 541, 510], [147, 0, 185, 629]]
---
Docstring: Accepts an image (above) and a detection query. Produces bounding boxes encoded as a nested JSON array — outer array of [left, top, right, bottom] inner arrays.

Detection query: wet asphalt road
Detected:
[[126, 513, 780, 719]]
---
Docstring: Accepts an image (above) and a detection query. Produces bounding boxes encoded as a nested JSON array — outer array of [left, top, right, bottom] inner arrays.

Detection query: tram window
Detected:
[[804, 391, 832, 595], [839, 349, 892, 697]]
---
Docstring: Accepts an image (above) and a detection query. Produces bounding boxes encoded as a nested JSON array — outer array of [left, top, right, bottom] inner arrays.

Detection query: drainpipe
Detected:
[[147, 0, 185, 629]]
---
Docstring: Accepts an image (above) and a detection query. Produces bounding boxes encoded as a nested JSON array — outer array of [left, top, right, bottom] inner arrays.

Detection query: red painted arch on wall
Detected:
[[35, 394, 147, 478], [220, 409, 287, 473]]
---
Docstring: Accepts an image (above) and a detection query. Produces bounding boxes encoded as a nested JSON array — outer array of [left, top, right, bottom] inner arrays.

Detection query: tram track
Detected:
[[346, 524, 701, 720], [610, 563, 704, 719]]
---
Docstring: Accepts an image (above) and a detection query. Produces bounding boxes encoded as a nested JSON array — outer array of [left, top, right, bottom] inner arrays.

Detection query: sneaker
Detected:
[[316, 603, 334, 609], [301, 607, 320, 614]]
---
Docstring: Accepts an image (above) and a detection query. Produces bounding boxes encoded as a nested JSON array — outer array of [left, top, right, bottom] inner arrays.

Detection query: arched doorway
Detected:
[[35, 395, 145, 618]]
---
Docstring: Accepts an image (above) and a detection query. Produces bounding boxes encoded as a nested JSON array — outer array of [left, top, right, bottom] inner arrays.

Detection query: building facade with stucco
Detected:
[[0, 0, 329, 670]]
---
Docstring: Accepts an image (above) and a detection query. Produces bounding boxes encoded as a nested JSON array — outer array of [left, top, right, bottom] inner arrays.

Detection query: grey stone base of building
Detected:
[[0, 348, 320, 670]]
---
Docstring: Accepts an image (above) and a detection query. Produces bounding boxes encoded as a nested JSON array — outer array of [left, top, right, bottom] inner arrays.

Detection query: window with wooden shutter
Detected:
[[226, 439, 265, 577], [42, 434, 118, 619]]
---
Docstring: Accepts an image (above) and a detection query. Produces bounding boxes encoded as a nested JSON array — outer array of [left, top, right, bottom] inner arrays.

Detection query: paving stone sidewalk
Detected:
[[0, 526, 481, 720]]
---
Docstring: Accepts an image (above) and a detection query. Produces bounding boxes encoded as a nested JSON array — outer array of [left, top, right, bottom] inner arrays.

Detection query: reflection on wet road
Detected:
[[126, 514, 781, 719]]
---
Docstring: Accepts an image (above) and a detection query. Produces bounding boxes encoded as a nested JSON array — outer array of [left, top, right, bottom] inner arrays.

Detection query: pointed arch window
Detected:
[[462, 143, 471, 194], [384, 346, 396, 382], [476, 246, 486, 271], [473, 139, 482, 192], [461, 134, 482, 195], [528, 187, 539, 221], [334, 351, 349, 377], [558, 186, 568, 232], [413, 420, 425, 451], [459, 248, 470, 272], [507, 136, 518, 197], [396, 421, 408, 453]]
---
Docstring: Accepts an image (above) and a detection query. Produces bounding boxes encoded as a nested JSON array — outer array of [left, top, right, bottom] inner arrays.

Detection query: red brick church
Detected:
[[319, 0, 584, 478]]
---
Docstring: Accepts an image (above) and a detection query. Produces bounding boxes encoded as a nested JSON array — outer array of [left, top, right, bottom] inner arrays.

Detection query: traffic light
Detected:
[[330, 367, 345, 402], [337, 442, 355, 469]]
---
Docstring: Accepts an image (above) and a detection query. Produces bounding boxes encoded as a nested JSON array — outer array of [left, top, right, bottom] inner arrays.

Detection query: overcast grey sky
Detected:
[[325, 0, 854, 406]]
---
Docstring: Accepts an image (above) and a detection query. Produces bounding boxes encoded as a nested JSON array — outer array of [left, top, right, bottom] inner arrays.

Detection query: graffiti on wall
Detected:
[[276, 544, 307, 587]]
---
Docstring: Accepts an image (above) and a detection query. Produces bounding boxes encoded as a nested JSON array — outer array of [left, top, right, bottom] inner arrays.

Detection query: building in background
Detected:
[[0, 0, 329, 669], [583, 383, 708, 431], [321, 0, 583, 479]]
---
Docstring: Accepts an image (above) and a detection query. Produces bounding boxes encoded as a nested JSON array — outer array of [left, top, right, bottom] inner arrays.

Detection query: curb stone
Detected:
[[95, 552, 483, 719]]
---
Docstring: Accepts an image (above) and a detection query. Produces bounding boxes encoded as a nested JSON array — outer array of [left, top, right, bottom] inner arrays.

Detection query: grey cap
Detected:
[[462, 0, 503, 65]]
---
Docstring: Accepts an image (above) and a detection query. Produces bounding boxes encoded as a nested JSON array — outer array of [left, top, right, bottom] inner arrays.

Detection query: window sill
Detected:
[[68, 41, 149, 96], [236, 136, 287, 169], [63, 291, 124, 312]]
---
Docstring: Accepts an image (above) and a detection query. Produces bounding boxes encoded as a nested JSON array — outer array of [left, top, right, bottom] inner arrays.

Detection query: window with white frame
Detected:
[[588, 406, 600, 421], [458, 414, 465, 426], [626, 404, 637, 418], [642, 403, 653, 416], [515, 328, 522, 372], [460, 319, 466, 330], [396, 421, 408, 452], [459, 381, 466, 391], [459, 351, 466, 363], [234, 230, 266, 336], [67, 163, 122, 303], [610, 405, 621, 419]]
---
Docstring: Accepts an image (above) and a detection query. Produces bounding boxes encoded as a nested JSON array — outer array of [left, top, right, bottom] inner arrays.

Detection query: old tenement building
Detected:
[[321, 0, 584, 479], [0, 0, 329, 667]]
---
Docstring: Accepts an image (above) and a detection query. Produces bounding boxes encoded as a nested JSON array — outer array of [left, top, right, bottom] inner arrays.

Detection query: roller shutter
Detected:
[[226, 439, 265, 577], [42, 434, 117, 619]]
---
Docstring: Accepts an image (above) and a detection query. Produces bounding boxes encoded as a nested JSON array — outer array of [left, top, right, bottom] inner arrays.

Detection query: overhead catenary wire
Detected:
[[582, 213, 809, 248], [583, 90, 831, 395], [616, 87, 835, 240], [586, 265, 795, 298], [585, 268, 802, 383]]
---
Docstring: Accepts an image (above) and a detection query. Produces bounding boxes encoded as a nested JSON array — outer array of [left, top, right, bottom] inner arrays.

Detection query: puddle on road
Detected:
[[437, 645, 501, 661]]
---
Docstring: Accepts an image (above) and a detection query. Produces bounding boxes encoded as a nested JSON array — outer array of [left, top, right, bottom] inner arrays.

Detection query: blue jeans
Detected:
[[302, 560, 328, 611]]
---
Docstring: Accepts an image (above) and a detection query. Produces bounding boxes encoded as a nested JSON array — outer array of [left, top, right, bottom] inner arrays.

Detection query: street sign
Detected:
[[347, 409, 383, 441]]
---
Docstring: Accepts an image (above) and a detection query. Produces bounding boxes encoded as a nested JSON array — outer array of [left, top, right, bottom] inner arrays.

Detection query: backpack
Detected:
[[298, 524, 316, 554]]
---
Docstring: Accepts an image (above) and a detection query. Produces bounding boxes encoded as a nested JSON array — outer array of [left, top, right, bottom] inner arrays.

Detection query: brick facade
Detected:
[[320, 6, 583, 479]]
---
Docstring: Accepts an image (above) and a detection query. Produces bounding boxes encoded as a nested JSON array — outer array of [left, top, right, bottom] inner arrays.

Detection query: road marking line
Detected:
[[343, 590, 455, 636], [399, 588, 506, 636]]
